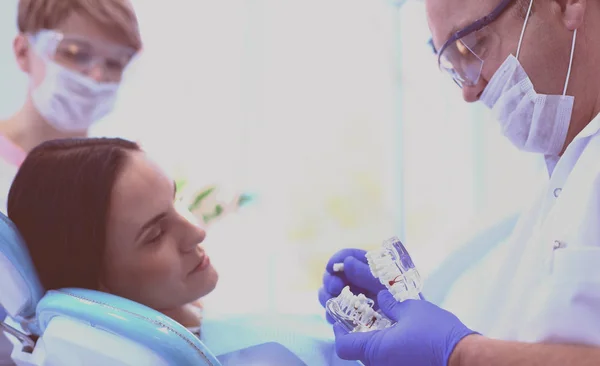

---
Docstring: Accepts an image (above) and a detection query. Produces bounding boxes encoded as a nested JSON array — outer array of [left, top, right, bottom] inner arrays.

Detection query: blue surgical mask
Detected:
[[31, 58, 119, 132]]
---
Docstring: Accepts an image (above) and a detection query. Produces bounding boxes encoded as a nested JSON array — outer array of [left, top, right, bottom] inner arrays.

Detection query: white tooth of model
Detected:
[[332, 263, 344, 272], [325, 286, 394, 333]]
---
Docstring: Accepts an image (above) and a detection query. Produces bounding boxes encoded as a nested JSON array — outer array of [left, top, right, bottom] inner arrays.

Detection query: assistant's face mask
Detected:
[[479, 0, 577, 156], [31, 58, 119, 133]]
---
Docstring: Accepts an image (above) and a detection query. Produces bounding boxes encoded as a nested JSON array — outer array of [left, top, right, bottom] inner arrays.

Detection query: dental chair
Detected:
[[0, 213, 222, 366]]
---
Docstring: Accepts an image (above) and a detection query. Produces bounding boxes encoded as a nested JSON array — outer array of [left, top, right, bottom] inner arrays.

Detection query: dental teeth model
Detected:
[[366, 236, 423, 302], [325, 286, 394, 333], [327, 236, 423, 332]]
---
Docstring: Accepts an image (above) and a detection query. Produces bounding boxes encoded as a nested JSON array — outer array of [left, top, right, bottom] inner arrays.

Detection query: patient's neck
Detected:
[[161, 302, 203, 329]]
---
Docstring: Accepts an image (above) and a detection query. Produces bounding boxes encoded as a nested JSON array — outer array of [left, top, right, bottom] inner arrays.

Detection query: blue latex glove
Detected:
[[334, 290, 477, 366], [318, 248, 386, 323]]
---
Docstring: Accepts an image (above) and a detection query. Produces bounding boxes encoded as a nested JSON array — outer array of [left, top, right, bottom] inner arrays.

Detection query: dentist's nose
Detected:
[[87, 65, 107, 82], [462, 78, 487, 103]]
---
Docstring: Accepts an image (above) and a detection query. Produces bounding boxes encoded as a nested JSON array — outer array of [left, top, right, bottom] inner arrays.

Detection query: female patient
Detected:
[[6, 137, 218, 336]]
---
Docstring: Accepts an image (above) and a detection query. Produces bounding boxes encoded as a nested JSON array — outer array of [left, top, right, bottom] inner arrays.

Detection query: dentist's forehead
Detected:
[[425, 0, 499, 49]]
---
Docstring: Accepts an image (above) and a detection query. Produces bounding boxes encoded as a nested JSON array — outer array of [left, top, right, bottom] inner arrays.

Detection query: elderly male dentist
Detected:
[[318, 0, 600, 364]]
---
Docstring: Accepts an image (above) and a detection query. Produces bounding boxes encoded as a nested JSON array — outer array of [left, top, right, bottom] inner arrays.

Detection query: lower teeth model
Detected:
[[326, 236, 423, 332], [325, 286, 394, 333]]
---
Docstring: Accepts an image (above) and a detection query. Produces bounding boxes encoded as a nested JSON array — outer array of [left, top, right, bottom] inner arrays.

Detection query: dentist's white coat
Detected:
[[443, 112, 600, 344]]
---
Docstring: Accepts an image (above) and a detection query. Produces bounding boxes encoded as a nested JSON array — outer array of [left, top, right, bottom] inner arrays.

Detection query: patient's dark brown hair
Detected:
[[7, 137, 140, 291]]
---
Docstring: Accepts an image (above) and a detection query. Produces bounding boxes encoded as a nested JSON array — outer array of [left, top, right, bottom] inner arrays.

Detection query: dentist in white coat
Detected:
[[319, 0, 600, 364]]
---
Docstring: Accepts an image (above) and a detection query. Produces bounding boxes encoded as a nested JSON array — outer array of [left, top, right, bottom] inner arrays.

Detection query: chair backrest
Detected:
[[0, 213, 43, 331]]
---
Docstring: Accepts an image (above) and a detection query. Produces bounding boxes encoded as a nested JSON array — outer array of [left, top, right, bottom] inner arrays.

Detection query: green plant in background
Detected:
[[176, 179, 255, 225], [189, 186, 217, 212]]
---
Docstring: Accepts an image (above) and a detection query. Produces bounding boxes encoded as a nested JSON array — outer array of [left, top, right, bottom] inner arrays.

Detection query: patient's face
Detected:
[[102, 151, 218, 311]]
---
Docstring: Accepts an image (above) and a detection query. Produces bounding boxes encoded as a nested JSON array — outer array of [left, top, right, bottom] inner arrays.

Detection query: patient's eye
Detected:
[[146, 228, 164, 244]]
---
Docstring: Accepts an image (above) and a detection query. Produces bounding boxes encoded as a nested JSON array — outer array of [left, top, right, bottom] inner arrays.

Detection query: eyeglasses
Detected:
[[435, 0, 514, 88], [28, 29, 138, 82]]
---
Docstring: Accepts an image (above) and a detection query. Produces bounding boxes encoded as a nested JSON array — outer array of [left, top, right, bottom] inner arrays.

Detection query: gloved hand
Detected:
[[334, 290, 477, 366], [318, 248, 386, 323]]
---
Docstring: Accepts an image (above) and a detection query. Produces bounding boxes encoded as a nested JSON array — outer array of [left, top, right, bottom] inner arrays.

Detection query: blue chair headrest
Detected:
[[37, 288, 221, 365], [0, 213, 44, 322]]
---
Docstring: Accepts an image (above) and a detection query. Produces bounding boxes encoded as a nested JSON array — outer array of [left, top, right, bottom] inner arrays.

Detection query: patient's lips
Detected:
[[189, 252, 211, 275]]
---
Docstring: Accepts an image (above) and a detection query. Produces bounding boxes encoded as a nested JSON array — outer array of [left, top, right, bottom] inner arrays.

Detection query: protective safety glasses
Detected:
[[435, 0, 514, 88], [28, 29, 137, 82]]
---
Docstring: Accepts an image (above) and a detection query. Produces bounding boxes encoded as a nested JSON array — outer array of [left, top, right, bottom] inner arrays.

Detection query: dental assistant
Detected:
[[319, 0, 600, 364], [0, 0, 142, 213]]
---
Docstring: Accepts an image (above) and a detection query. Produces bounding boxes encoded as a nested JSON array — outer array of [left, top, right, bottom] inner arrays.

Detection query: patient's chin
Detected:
[[205, 270, 219, 295], [200, 265, 219, 296], [187, 265, 219, 301]]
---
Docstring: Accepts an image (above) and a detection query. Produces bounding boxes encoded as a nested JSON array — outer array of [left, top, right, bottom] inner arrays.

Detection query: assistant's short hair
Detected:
[[17, 0, 142, 50], [7, 137, 140, 291]]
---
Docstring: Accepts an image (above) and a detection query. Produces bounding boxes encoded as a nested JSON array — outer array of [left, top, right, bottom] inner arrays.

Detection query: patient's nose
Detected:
[[180, 220, 206, 253]]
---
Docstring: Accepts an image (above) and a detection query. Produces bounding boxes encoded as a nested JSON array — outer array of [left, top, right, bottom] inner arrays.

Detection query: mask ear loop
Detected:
[[562, 29, 577, 96], [515, 0, 577, 96], [515, 0, 534, 59]]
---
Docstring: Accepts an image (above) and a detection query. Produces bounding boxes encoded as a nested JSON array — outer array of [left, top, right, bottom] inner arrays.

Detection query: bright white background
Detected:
[[0, 0, 547, 317]]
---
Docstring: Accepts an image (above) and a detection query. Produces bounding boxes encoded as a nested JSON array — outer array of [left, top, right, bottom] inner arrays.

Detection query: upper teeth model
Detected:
[[365, 236, 422, 302]]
